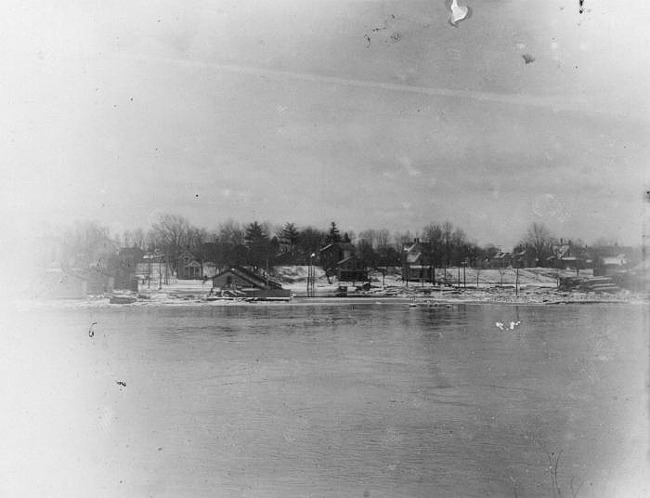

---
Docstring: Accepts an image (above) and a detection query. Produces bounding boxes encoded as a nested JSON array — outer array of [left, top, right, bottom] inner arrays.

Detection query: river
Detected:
[[1, 302, 647, 497]]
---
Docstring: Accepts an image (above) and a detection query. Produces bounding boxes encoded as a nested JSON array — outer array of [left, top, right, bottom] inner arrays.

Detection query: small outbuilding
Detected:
[[211, 267, 291, 301]]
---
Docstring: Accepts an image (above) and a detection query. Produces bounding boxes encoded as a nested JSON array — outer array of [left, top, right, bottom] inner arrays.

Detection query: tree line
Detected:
[[58, 214, 629, 276]]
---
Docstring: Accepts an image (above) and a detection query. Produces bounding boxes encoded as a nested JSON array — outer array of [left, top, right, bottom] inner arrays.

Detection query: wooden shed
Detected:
[[211, 267, 290, 301]]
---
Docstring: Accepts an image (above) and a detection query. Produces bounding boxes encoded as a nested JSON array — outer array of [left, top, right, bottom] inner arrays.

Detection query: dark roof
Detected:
[[320, 242, 354, 253], [337, 256, 360, 265], [212, 266, 283, 290]]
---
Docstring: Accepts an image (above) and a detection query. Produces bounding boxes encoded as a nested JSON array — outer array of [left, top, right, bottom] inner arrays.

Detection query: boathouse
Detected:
[[211, 267, 291, 300]]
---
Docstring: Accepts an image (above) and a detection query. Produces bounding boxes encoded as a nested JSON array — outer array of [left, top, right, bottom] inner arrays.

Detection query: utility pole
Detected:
[[402, 242, 408, 288], [158, 255, 162, 290], [307, 253, 316, 297], [515, 267, 520, 297], [463, 261, 467, 289]]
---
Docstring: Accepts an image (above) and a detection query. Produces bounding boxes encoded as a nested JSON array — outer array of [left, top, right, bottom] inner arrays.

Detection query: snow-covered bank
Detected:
[[8, 284, 646, 311], [5, 267, 647, 310]]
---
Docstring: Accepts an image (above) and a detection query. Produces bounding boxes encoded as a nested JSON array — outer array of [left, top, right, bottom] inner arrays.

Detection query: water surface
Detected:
[[2, 303, 647, 497]]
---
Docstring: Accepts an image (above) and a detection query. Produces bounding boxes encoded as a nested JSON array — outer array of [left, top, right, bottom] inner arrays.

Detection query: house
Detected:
[[211, 267, 291, 300], [488, 251, 511, 269], [594, 254, 628, 276], [401, 239, 434, 282], [177, 250, 203, 280], [202, 261, 218, 278], [319, 242, 369, 283], [136, 252, 173, 288], [114, 247, 143, 291], [548, 240, 591, 270], [43, 267, 114, 298], [337, 256, 368, 283], [592, 245, 640, 276], [511, 247, 536, 268]]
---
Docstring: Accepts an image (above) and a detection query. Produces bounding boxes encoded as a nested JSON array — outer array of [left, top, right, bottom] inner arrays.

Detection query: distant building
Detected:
[[43, 267, 114, 298], [211, 267, 291, 300], [594, 254, 628, 276], [202, 261, 218, 278], [114, 247, 143, 291], [401, 238, 434, 282], [486, 251, 511, 269], [548, 240, 591, 270], [177, 250, 203, 280], [592, 245, 639, 276], [319, 242, 368, 283], [136, 252, 174, 288], [511, 247, 536, 268], [336, 255, 368, 283]]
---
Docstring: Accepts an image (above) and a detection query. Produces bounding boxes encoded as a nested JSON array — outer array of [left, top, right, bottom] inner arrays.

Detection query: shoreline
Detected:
[[7, 286, 648, 310]]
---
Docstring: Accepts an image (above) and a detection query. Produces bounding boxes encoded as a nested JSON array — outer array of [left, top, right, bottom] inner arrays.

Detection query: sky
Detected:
[[2, 0, 649, 250]]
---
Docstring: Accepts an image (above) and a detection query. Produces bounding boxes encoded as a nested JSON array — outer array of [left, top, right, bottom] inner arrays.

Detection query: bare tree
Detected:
[[451, 227, 468, 266], [133, 227, 148, 249], [217, 219, 245, 246], [422, 223, 443, 284], [497, 265, 507, 286], [521, 222, 556, 266], [149, 214, 202, 270], [61, 220, 118, 276], [393, 230, 414, 248], [376, 229, 391, 248], [441, 221, 454, 267], [358, 229, 377, 248]]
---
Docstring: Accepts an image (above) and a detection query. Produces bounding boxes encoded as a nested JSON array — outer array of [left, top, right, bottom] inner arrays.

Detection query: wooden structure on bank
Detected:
[[211, 267, 291, 301], [319, 242, 368, 283]]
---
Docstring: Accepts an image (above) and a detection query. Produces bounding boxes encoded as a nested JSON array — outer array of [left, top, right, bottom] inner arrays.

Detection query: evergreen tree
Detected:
[[296, 227, 325, 263], [357, 239, 378, 269], [244, 221, 271, 269], [326, 222, 342, 244], [279, 223, 300, 254]]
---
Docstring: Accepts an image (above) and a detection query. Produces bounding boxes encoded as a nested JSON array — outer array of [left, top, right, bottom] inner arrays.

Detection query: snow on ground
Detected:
[[8, 267, 646, 309]]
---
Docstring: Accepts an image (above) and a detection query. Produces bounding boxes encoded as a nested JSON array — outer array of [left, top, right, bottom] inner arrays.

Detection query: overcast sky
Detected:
[[2, 0, 649, 249]]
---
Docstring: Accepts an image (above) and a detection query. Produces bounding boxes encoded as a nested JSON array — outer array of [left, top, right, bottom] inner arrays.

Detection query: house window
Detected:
[[226, 276, 233, 286]]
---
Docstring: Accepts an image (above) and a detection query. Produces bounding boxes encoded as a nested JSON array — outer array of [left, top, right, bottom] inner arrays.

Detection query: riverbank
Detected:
[[10, 266, 647, 308], [10, 283, 647, 310], [279, 267, 647, 305]]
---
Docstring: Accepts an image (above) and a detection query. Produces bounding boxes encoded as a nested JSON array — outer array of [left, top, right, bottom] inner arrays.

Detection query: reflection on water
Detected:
[[1, 303, 647, 497]]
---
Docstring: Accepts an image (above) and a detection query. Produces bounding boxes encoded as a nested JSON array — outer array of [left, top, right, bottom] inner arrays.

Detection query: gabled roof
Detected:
[[337, 255, 359, 265], [213, 266, 284, 290], [178, 249, 199, 260], [553, 244, 572, 258], [402, 242, 423, 264], [320, 242, 354, 253]]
